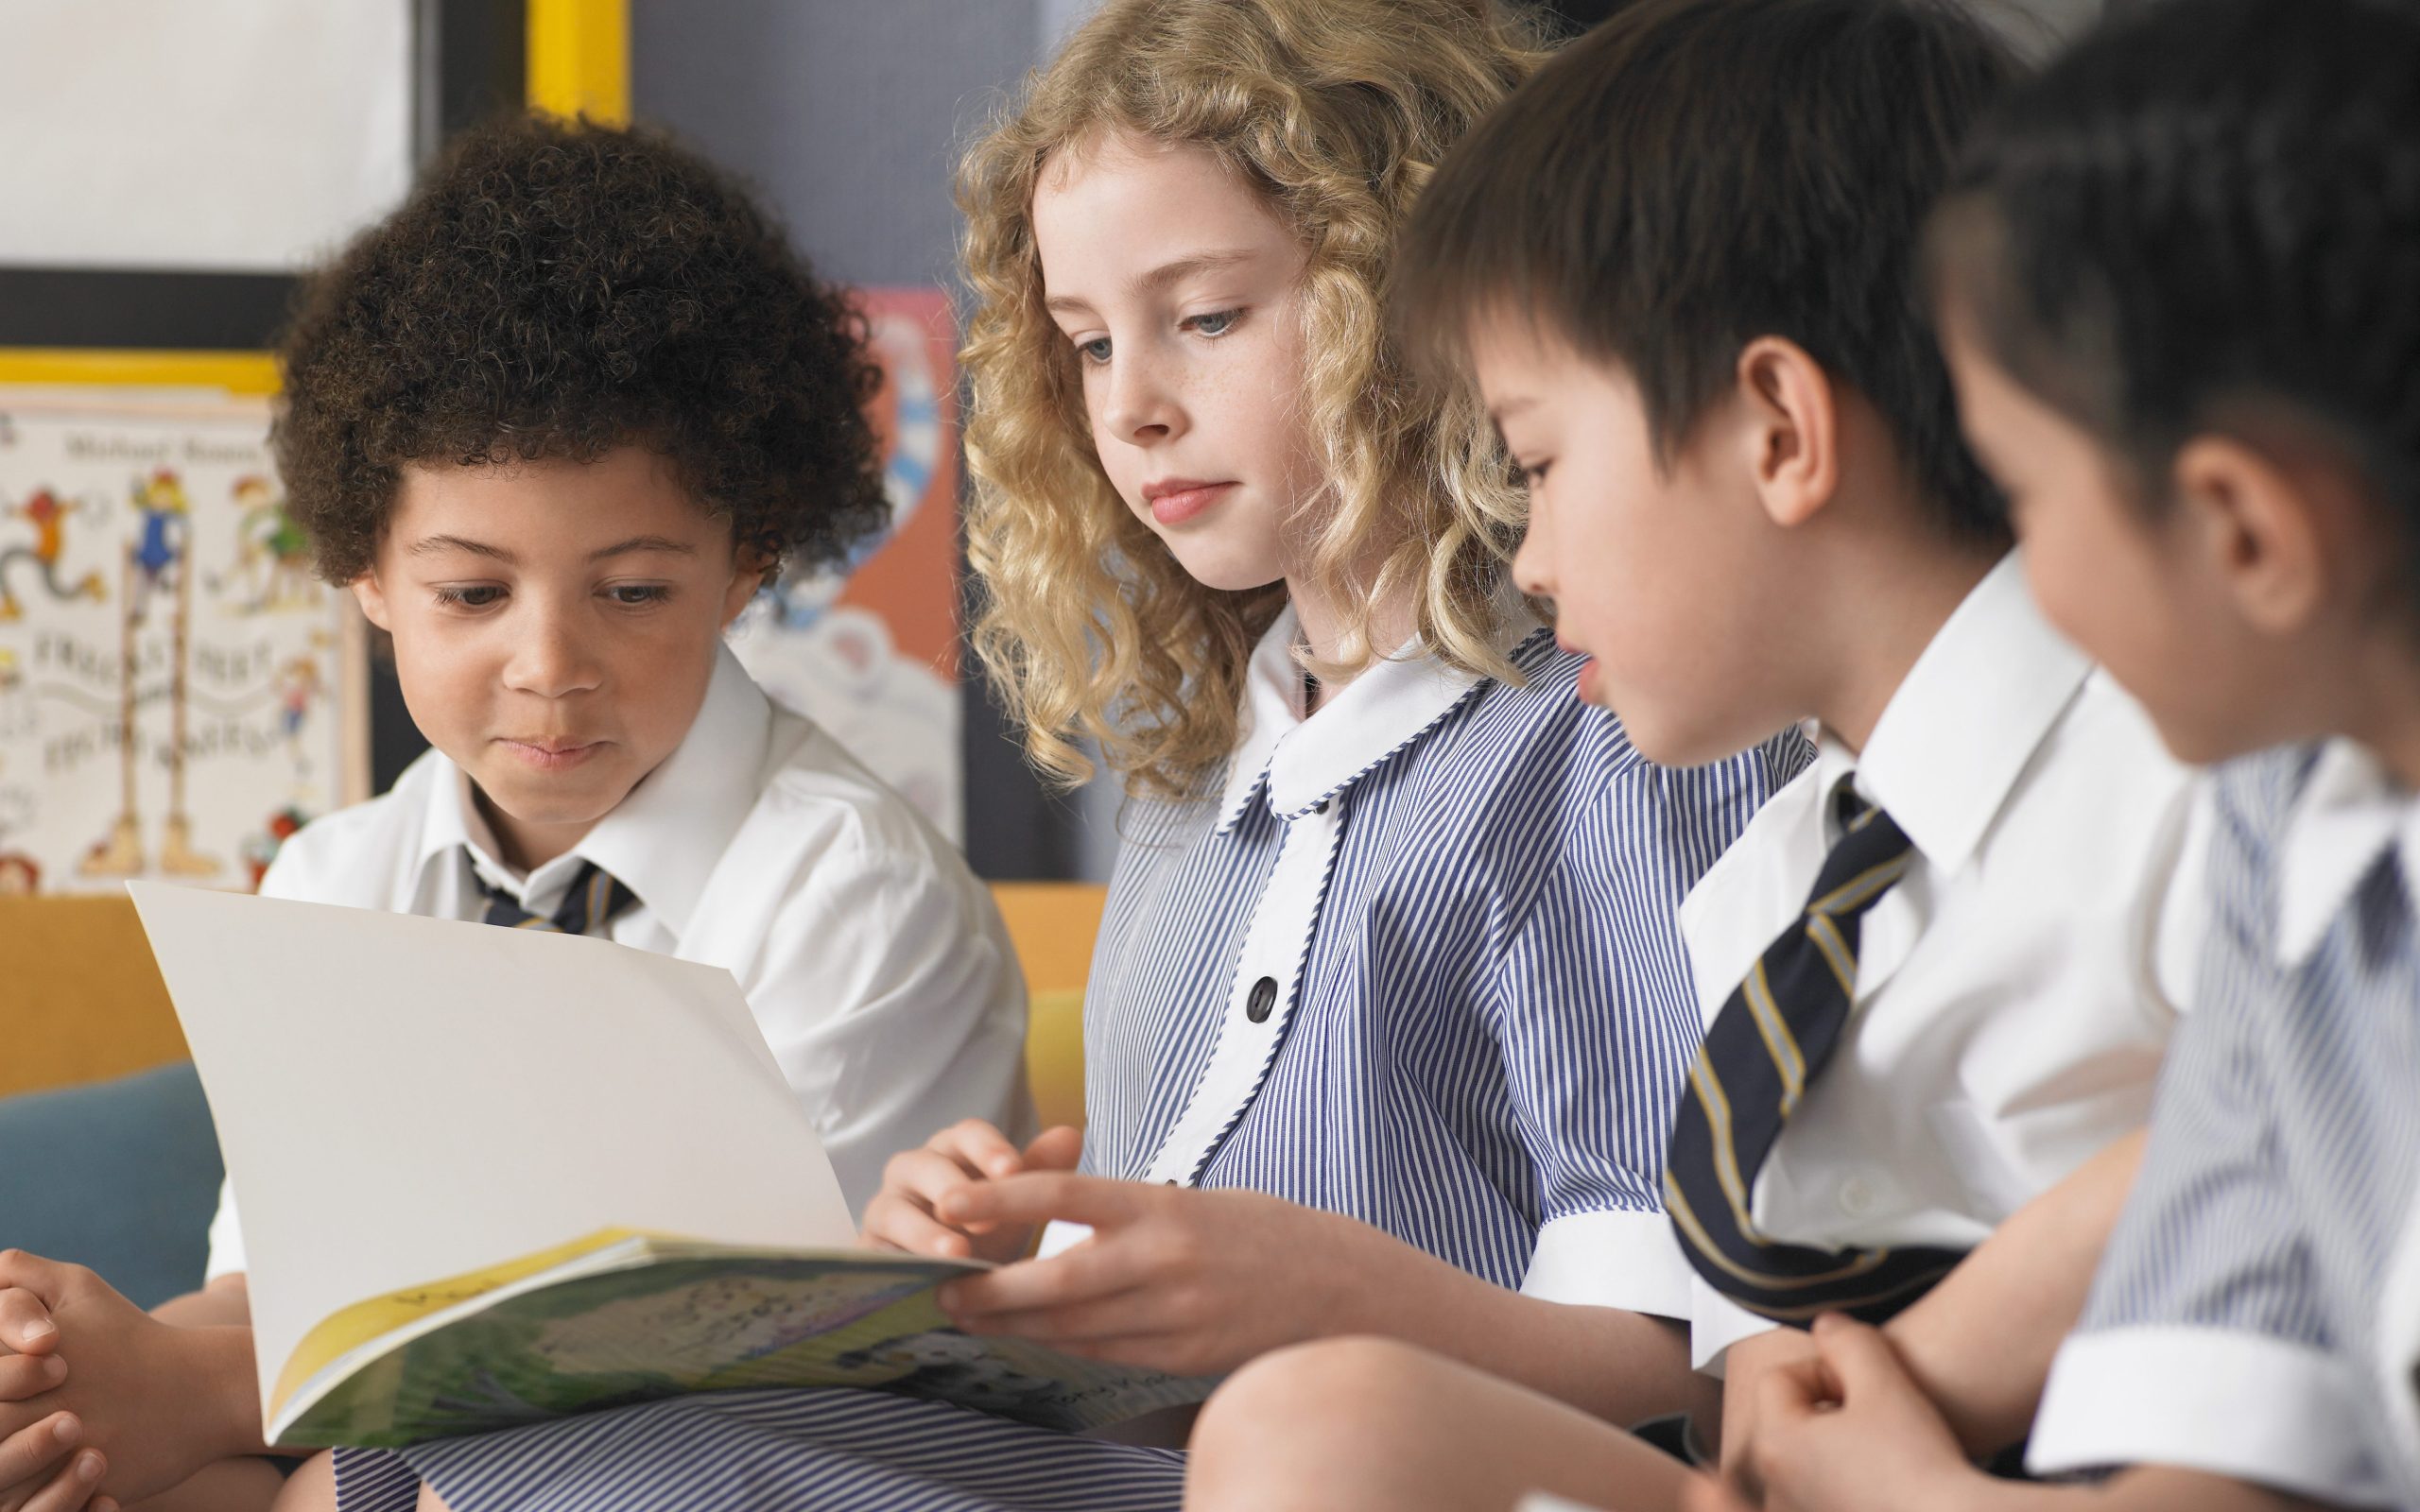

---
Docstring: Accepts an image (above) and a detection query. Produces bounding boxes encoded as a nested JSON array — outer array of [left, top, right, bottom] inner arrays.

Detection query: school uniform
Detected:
[[329, 610, 1800, 1512], [1660, 555, 2202, 1367], [2028, 743, 2420, 1506], [205, 642, 1029, 1281]]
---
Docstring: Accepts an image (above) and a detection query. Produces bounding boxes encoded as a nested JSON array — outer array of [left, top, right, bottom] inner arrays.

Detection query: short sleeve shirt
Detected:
[[2030, 743, 2420, 1507]]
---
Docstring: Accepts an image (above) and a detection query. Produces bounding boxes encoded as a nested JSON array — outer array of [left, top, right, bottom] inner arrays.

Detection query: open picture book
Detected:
[[127, 883, 1210, 1450]]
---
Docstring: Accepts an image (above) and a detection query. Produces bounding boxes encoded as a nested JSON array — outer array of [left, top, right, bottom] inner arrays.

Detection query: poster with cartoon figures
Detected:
[[727, 287, 964, 841], [0, 393, 366, 896]]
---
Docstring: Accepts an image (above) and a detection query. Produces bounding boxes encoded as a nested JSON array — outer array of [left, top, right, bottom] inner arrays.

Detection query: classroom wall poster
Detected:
[[0, 392, 367, 897], [726, 287, 964, 843]]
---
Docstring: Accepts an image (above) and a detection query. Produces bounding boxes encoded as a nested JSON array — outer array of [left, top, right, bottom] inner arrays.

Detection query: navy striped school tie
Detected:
[[474, 857, 638, 936], [1663, 779, 1966, 1325]]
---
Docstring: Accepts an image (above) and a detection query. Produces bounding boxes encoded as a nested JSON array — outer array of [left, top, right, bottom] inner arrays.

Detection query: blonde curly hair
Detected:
[[959, 0, 1547, 798]]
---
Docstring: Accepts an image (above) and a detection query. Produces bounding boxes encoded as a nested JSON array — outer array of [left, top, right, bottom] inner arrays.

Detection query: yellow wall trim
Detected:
[[528, 0, 631, 125], [0, 349, 280, 396]]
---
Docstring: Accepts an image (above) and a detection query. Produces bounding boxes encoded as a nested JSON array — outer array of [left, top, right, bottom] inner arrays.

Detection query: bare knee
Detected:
[[266, 1453, 337, 1512], [1188, 1337, 1455, 1512]]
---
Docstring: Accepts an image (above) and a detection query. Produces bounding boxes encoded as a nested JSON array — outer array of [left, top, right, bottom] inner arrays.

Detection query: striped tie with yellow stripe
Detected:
[[474, 857, 638, 936], [1662, 779, 1966, 1325]]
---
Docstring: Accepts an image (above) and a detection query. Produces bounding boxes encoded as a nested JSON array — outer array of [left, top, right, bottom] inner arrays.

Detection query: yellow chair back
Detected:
[[0, 885, 1105, 1130], [987, 883, 1104, 1133], [0, 897, 186, 1101]]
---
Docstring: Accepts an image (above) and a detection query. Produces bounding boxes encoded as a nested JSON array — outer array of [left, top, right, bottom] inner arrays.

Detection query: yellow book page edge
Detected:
[[272, 1228, 650, 1416]]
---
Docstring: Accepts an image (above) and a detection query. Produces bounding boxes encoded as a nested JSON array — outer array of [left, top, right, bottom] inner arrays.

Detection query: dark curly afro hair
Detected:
[[274, 113, 890, 585]]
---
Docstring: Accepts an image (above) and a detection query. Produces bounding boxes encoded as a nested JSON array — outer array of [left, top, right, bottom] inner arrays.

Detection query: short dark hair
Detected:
[[275, 114, 889, 584], [1930, 0, 2420, 560], [1399, 0, 2019, 544]]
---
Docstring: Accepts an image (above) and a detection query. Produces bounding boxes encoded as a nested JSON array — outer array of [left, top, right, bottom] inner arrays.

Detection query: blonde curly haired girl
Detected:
[[960, 0, 1543, 796]]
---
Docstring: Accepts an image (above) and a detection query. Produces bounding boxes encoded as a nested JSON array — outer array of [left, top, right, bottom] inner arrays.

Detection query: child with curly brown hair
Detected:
[[0, 114, 1029, 1512]]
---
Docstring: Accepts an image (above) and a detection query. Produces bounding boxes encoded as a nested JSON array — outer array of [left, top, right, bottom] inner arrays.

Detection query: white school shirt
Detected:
[[1668, 555, 2205, 1367], [204, 644, 1030, 1279]]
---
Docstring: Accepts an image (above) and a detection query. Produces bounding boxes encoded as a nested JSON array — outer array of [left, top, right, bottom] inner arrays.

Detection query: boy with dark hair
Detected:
[[1184, 2, 2198, 1507], [0, 114, 1028, 1512], [1735, 2, 2420, 1507]]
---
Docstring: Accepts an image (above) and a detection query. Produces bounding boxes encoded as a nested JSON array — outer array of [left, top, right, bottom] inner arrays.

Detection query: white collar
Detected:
[[415, 643, 775, 935], [2275, 739, 2420, 968], [1841, 552, 2092, 874], [1213, 604, 1545, 833]]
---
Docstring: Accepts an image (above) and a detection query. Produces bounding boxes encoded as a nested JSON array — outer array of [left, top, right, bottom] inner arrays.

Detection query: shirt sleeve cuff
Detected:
[[1687, 1279, 1781, 1374], [1521, 1210, 1695, 1319], [2029, 1326, 2395, 1507]]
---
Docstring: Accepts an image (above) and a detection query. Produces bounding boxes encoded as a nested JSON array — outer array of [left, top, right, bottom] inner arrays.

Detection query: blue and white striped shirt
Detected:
[[1066, 607, 1800, 1314], [2030, 742, 2420, 1507]]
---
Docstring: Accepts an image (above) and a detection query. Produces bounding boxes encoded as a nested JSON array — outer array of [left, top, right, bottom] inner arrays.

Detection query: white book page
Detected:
[[127, 883, 856, 1423]]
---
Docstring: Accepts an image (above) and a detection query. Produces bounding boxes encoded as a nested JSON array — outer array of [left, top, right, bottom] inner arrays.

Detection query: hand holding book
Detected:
[[861, 1120, 1084, 1263]]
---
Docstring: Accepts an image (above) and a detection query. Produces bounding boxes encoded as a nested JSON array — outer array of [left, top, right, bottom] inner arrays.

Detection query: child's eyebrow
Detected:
[[588, 536, 699, 561], [1129, 249, 1256, 297], [407, 535, 515, 562], [1043, 249, 1260, 318]]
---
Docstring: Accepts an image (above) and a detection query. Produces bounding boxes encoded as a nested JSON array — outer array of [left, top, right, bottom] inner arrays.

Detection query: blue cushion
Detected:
[[0, 1063, 221, 1310]]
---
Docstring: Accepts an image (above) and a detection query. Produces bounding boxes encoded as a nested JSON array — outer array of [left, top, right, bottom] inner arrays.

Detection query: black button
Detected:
[[1245, 975, 1279, 1022]]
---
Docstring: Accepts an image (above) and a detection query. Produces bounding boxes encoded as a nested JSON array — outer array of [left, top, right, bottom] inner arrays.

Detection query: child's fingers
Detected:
[[860, 1193, 976, 1260], [878, 1148, 1014, 1237], [929, 1120, 1024, 1180], [1020, 1125, 1084, 1172], [940, 1228, 1142, 1318], [1808, 1313, 1902, 1399], [1753, 1347, 1831, 1433], [886, 1147, 993, 1206], [0, 1414, 78, 1497], [0, 1356, 64, 1403], [0, 1259, 70, 1318], [0, 1431, 93, 1512], [938, 1171, 1140, 1230], [12, 1449, 103, 1512], [0, 1294, 57, 1359]]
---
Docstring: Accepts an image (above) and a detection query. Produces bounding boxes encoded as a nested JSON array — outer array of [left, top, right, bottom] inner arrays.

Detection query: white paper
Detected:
[[126, 882, 856, 1422]]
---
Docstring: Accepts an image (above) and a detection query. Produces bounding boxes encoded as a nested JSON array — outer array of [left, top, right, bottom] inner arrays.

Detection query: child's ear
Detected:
[[2173, 436, 2327, 637], [1735, 336, 1840, 530], [722, 546, 773, 628], [349, 572, 392, 632]]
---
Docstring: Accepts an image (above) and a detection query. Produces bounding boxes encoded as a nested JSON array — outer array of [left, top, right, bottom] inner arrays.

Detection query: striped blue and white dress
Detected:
[[2027, 743, 2420, 1506], [333, 610, 1799, 1512]]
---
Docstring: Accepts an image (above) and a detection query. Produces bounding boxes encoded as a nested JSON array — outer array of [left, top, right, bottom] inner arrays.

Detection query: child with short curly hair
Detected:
[[0, 114, 1028, 1512]]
